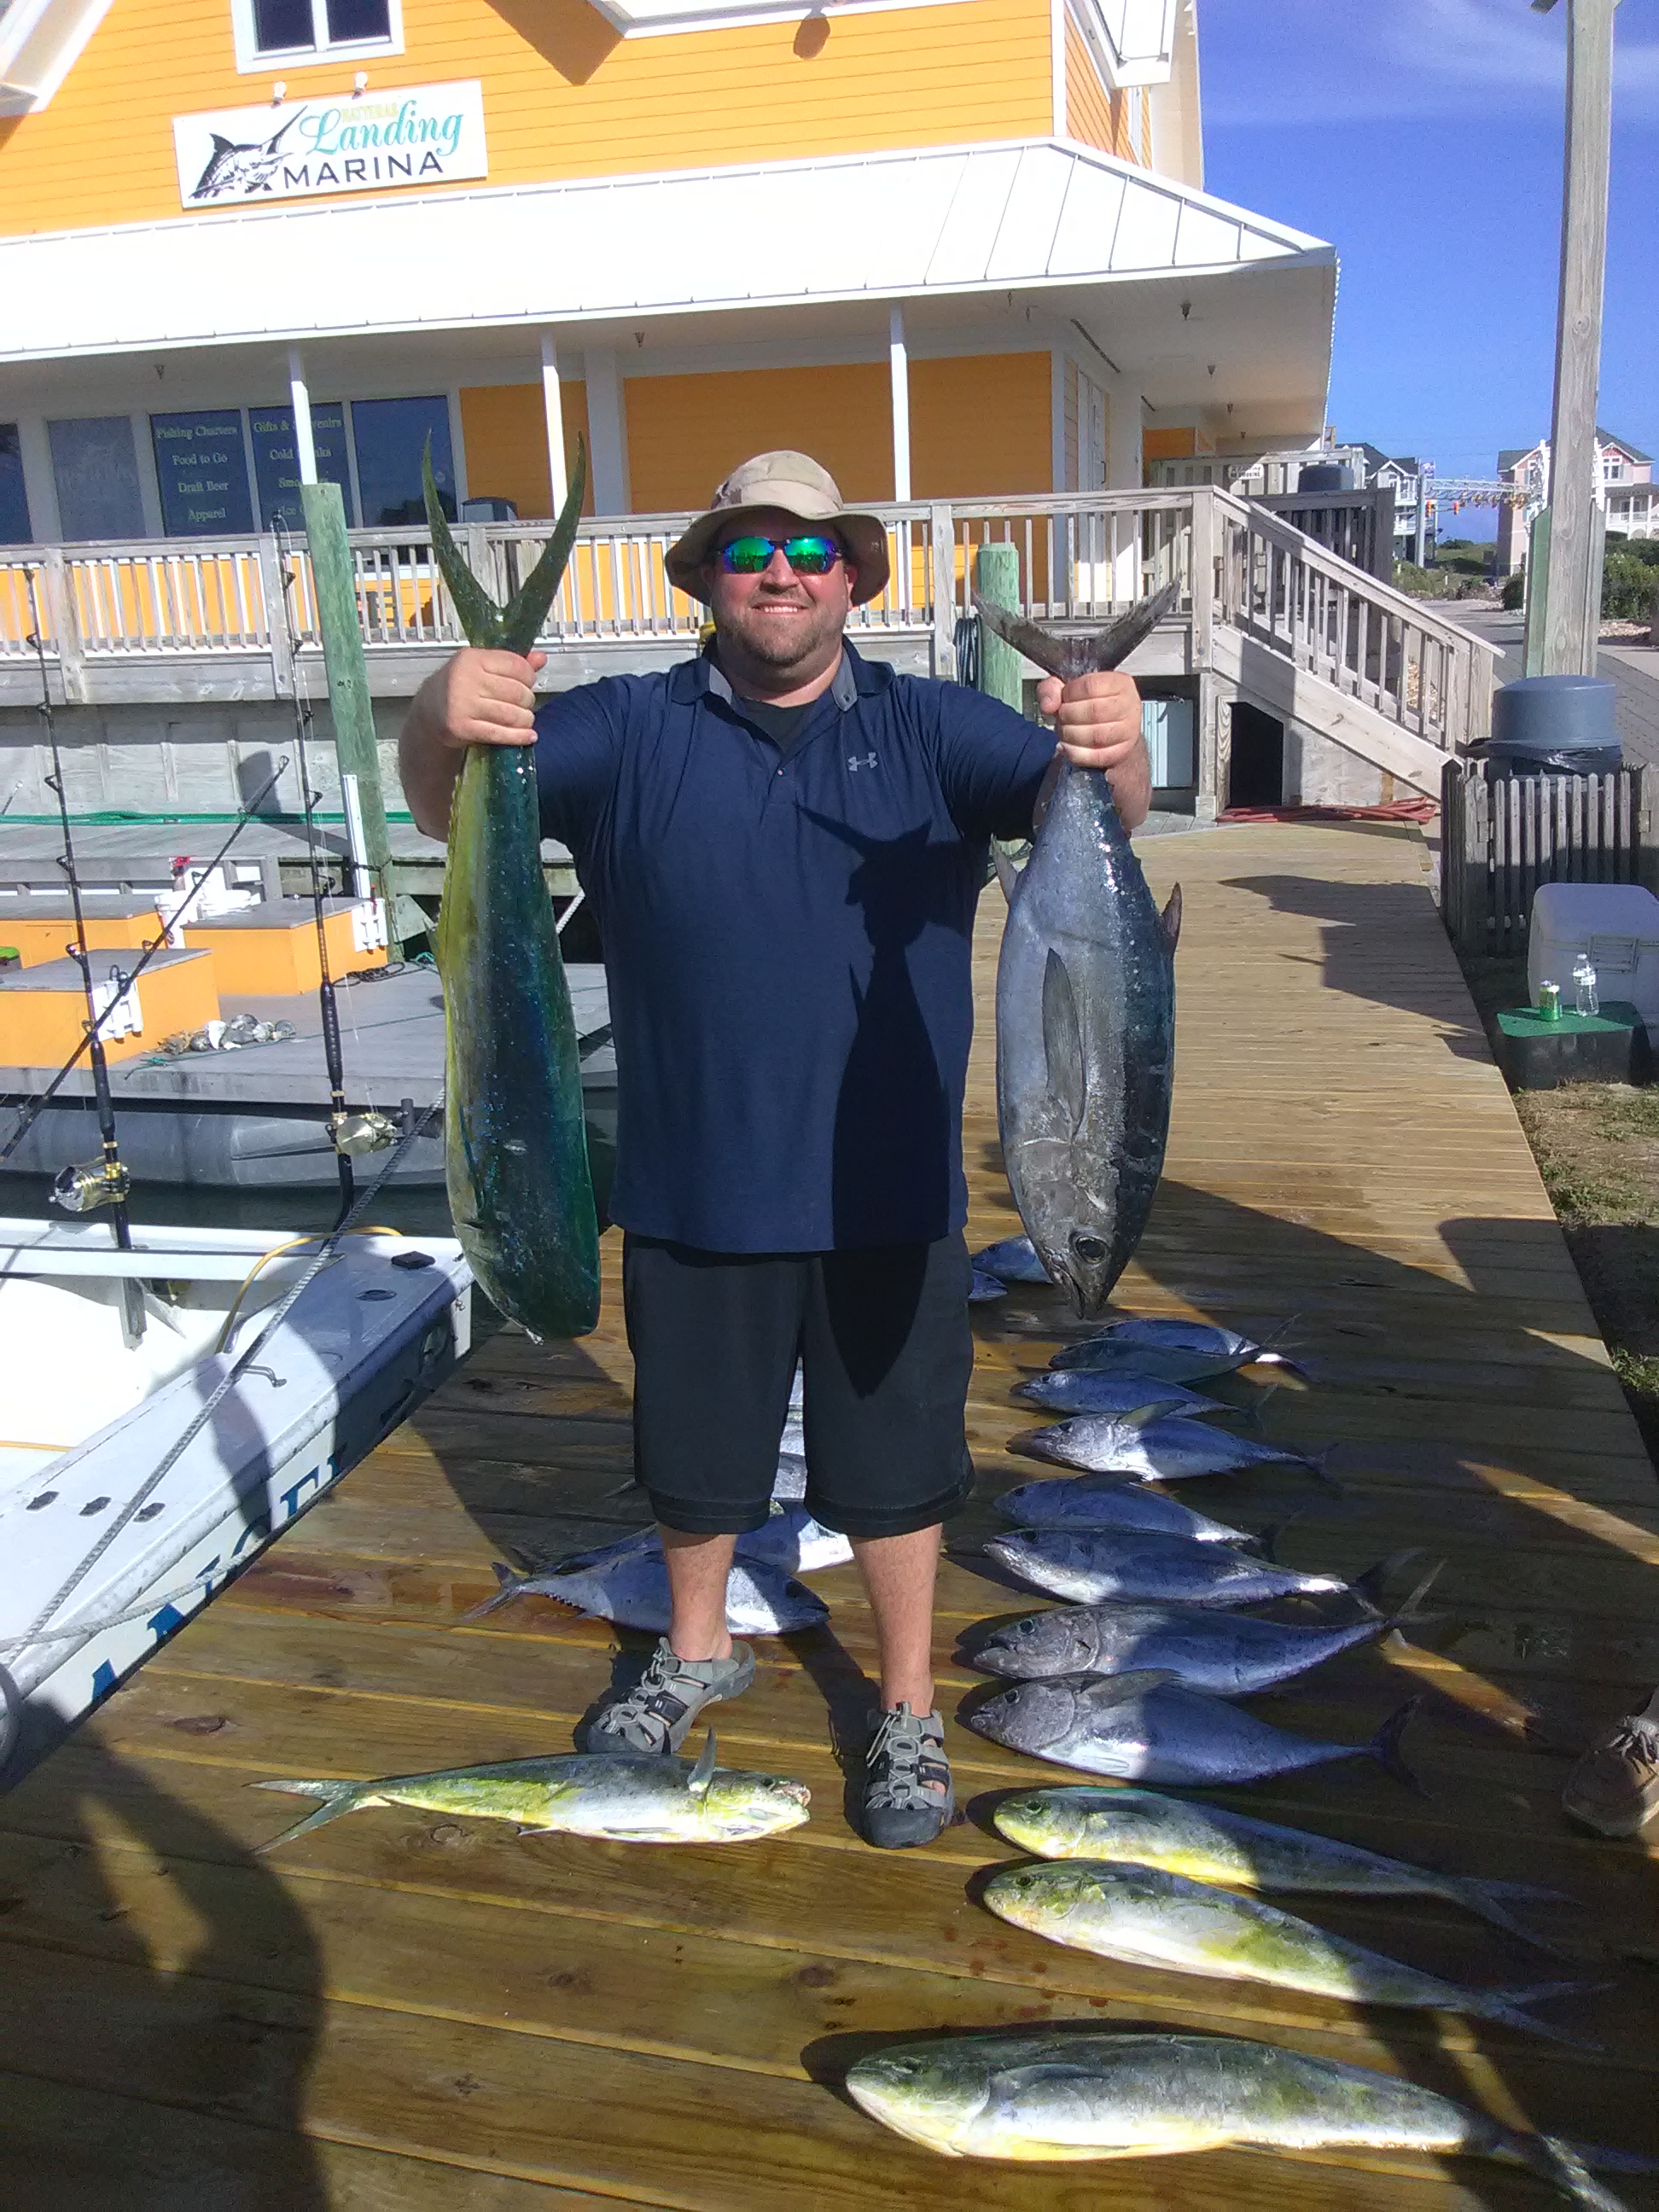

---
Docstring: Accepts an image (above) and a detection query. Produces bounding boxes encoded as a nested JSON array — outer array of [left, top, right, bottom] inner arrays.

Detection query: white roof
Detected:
[[0, 136, 1332, 364]]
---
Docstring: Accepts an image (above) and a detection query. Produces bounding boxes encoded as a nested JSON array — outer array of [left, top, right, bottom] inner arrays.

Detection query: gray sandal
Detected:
[[587, 1638, 756, 1755]]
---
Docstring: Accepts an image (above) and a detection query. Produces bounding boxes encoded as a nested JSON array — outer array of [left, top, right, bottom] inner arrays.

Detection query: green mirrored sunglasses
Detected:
[[716, 533, 842, 576]]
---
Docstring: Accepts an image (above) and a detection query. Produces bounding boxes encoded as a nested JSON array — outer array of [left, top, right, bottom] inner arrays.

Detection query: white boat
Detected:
[[0, 1214, 472, 1784]]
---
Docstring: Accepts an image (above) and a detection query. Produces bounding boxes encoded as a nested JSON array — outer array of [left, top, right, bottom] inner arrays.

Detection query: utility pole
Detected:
[[1532, 0, 1617, 677]]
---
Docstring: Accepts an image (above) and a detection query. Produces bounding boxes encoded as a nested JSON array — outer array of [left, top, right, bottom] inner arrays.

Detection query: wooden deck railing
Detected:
[[0, 490, 1496, 766]]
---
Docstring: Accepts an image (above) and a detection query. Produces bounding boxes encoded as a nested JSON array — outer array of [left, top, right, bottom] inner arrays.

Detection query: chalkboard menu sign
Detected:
[[150, 410, 255, 536], [250, 403, 352, 529]]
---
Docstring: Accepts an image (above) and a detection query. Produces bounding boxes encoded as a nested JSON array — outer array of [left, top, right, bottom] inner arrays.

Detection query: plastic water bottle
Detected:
[[1573, 953, 1599, 1017]]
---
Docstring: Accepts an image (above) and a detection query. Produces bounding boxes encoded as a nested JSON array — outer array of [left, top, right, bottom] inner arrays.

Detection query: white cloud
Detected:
[[1202, 0, 1659, 126]]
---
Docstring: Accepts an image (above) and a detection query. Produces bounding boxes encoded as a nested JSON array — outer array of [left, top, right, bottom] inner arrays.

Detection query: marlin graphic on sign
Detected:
[[190, 110, 305, 201]]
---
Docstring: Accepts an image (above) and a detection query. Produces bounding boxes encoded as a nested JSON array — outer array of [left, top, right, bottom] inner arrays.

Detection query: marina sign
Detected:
[[172, 81, 487, 209]]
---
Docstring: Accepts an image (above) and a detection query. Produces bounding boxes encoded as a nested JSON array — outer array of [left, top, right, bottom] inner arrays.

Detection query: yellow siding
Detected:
[[459, 382, 594, 521], [1144, 427, 1196, 463], [1062, 15, 1138, 163], [0, 0, 1052, 238], [626, 364, 896, 513], [911, 353, 1051, 498]]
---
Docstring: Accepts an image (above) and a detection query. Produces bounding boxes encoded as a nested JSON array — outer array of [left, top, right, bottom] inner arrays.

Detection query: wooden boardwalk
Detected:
[[3, 820, 1656, 2209]]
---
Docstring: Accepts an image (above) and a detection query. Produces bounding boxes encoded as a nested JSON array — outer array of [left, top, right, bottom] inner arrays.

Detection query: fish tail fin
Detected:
[[1255, 1316, 1309, 1376], [1237, 1382, 1278, 1432], [1254, 1509, 1306, 1563], [251, 1777, 364, 1851], [1516, 2139, 1640, 2212], [1304, 1447, 1345, 1492], [1485, 1980, 1611, 2049], [1350, 1547, 1429, 1616], [457, 1561, 525, 1624], [1452, 1878, 1579, 1958], [1367, 1695, 1426, 1794], [1365, 1557, 1445, 1628]]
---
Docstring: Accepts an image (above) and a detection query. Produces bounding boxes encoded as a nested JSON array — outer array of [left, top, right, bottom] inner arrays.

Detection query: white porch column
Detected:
[[584, 348, 631, 515], [888, 306, 911, 503], [1106, 373, 1144, 602], [16, 413, 61, 542], [288, 346, 317, 484], [540, 331, 568, 511]]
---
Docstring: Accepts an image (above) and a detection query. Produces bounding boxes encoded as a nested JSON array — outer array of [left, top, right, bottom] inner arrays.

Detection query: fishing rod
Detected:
[[22, 570, 133, 1238], [271, 521, 393, 1229], [0, 751, 290, 1167]]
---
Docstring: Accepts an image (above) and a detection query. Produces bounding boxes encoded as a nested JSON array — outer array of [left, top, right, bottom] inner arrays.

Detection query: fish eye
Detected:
[[1071, 1234, 1108, 1263]]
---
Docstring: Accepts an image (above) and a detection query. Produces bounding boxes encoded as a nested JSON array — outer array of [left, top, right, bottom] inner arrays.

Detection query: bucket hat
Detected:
[[665, 451, 890, 605]]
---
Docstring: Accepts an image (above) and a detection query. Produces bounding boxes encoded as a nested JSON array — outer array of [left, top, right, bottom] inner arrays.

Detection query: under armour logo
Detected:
[[847, 752, 879, 773]]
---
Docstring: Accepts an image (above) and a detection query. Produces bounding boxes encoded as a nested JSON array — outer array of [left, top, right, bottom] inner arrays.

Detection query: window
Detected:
[[151, 410, 256, 536], [233, 0, 401, 70], [0, 425, 31, 544], [250, 402, 352, 529], [49, 417, 146, 540], [352, 395, 454, 526]]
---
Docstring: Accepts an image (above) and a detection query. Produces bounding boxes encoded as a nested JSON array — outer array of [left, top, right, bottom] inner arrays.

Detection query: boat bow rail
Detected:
[[0, 1219, 472, 1784]]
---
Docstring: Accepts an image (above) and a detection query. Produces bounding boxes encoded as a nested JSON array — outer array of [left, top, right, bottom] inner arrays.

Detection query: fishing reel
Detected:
[[329, 1109, 398, 1159], [50, 1156, 132, 1214]]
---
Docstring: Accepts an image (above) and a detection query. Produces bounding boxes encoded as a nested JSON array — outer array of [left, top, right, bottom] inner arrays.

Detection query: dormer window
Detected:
[[232, 0, 403, 71]]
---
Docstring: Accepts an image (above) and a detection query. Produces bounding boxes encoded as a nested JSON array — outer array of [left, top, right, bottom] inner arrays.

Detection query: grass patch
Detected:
[[1455, 947, 1659, 1465]]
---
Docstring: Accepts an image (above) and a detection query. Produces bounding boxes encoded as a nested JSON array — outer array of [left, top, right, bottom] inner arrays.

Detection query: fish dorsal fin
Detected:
[[1079, 1668, 1179, 1705], [992, 839, 1022, 905], [1041, 948, 1086, 1134], [1160, 884, 1183, 953], [688, 1731, 718, 1795], [1118, 1399, 1187, 1431]]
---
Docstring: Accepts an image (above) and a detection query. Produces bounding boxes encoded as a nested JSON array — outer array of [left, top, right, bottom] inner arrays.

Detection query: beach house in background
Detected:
[[0, 0, 1335, 539], [1497, 430, 1656, 575]]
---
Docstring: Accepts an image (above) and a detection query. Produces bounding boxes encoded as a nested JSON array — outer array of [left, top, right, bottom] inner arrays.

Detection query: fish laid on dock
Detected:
[[967, 1668, 1421, 1788], [1093, 1314, 1304, 1368], [845, 2029, 1643, 2203], [994, 1474, 1253, 1544], [423, 445, 600, 1341], [981, 1526, 1375, 1609], [970, 1233, 1051, 1284], [1009, 1407, 1333, 1485], [543, 1507, 853, 1579], [969, 1567, 1439, 1694], [254, 1732, 809, 1848], [462, 1548, 830, 1635], [1049, 1320, 1295, 1385], [980, 1860, 1600, 2045], [983, 586, 1180, 1318], [1010, 1368, 1226, 1418], [992, 1786, 1575, 1952]]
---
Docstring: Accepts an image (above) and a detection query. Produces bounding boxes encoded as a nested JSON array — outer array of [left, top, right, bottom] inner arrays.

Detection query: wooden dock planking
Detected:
[[3, 820, 1656, 2208]]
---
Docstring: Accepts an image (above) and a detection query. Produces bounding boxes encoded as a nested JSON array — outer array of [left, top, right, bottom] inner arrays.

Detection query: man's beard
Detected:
[[717, 594, 845, 672]]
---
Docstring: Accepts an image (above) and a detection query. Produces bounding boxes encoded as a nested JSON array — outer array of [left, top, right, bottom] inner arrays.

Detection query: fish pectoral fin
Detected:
[[1160, 883, 1183, 953], [1118, 1400, 1188, 1432], [1080, 1668, 1179, 1706], [1041, 948, 1087, 1135], [688, 1730, 718, 1796]]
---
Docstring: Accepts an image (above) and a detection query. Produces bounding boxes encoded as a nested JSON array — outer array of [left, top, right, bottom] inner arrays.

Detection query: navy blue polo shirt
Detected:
[[535, 640, 1053, 1253]]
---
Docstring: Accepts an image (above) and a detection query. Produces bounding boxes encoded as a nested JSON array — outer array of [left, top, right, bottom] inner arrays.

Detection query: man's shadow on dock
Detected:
[[0, 1738, 326, 2209]]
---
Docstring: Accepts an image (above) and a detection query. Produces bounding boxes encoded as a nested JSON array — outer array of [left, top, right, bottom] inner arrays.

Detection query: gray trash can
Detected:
[[1483, 674, 1621, 777]]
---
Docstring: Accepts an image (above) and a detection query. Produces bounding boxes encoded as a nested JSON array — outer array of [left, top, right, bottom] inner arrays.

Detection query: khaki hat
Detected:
[[665, 451, 890, 605]]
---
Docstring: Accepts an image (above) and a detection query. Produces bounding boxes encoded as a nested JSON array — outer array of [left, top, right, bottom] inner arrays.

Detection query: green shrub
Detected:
[[1501, 570, 1525, 611], [1603, 548, 1659, 621]]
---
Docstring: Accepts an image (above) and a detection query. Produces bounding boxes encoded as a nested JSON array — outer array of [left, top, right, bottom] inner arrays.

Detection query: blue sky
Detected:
[[1202, 0, 1658, 531]]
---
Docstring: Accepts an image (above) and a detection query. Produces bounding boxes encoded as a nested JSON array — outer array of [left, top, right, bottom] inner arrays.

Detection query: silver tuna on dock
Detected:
[[967, 1668, 1421, 1788], [981, 1525, 1364, 1608], [981, 588, 1181, 1316], [993, 1472, 1253, 1544], [969, 1565, 1439, 1693], [845, 2030, 1641, 2203], [462, 1547, 830, 1634], [1009, 1406, 1333, 1484]]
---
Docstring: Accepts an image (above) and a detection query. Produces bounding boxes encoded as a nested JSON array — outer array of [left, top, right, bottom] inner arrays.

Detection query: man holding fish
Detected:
[[400, 451, 1150, 1849]]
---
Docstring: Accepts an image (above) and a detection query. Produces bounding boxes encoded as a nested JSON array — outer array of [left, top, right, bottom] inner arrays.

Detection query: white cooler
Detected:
[[1527, 882, 1659, 1024]]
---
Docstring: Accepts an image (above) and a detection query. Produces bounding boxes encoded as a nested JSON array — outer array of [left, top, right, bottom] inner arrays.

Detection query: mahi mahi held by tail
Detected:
[[422, 441, 600, 1338], [979, 584, 1180, 1316]]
